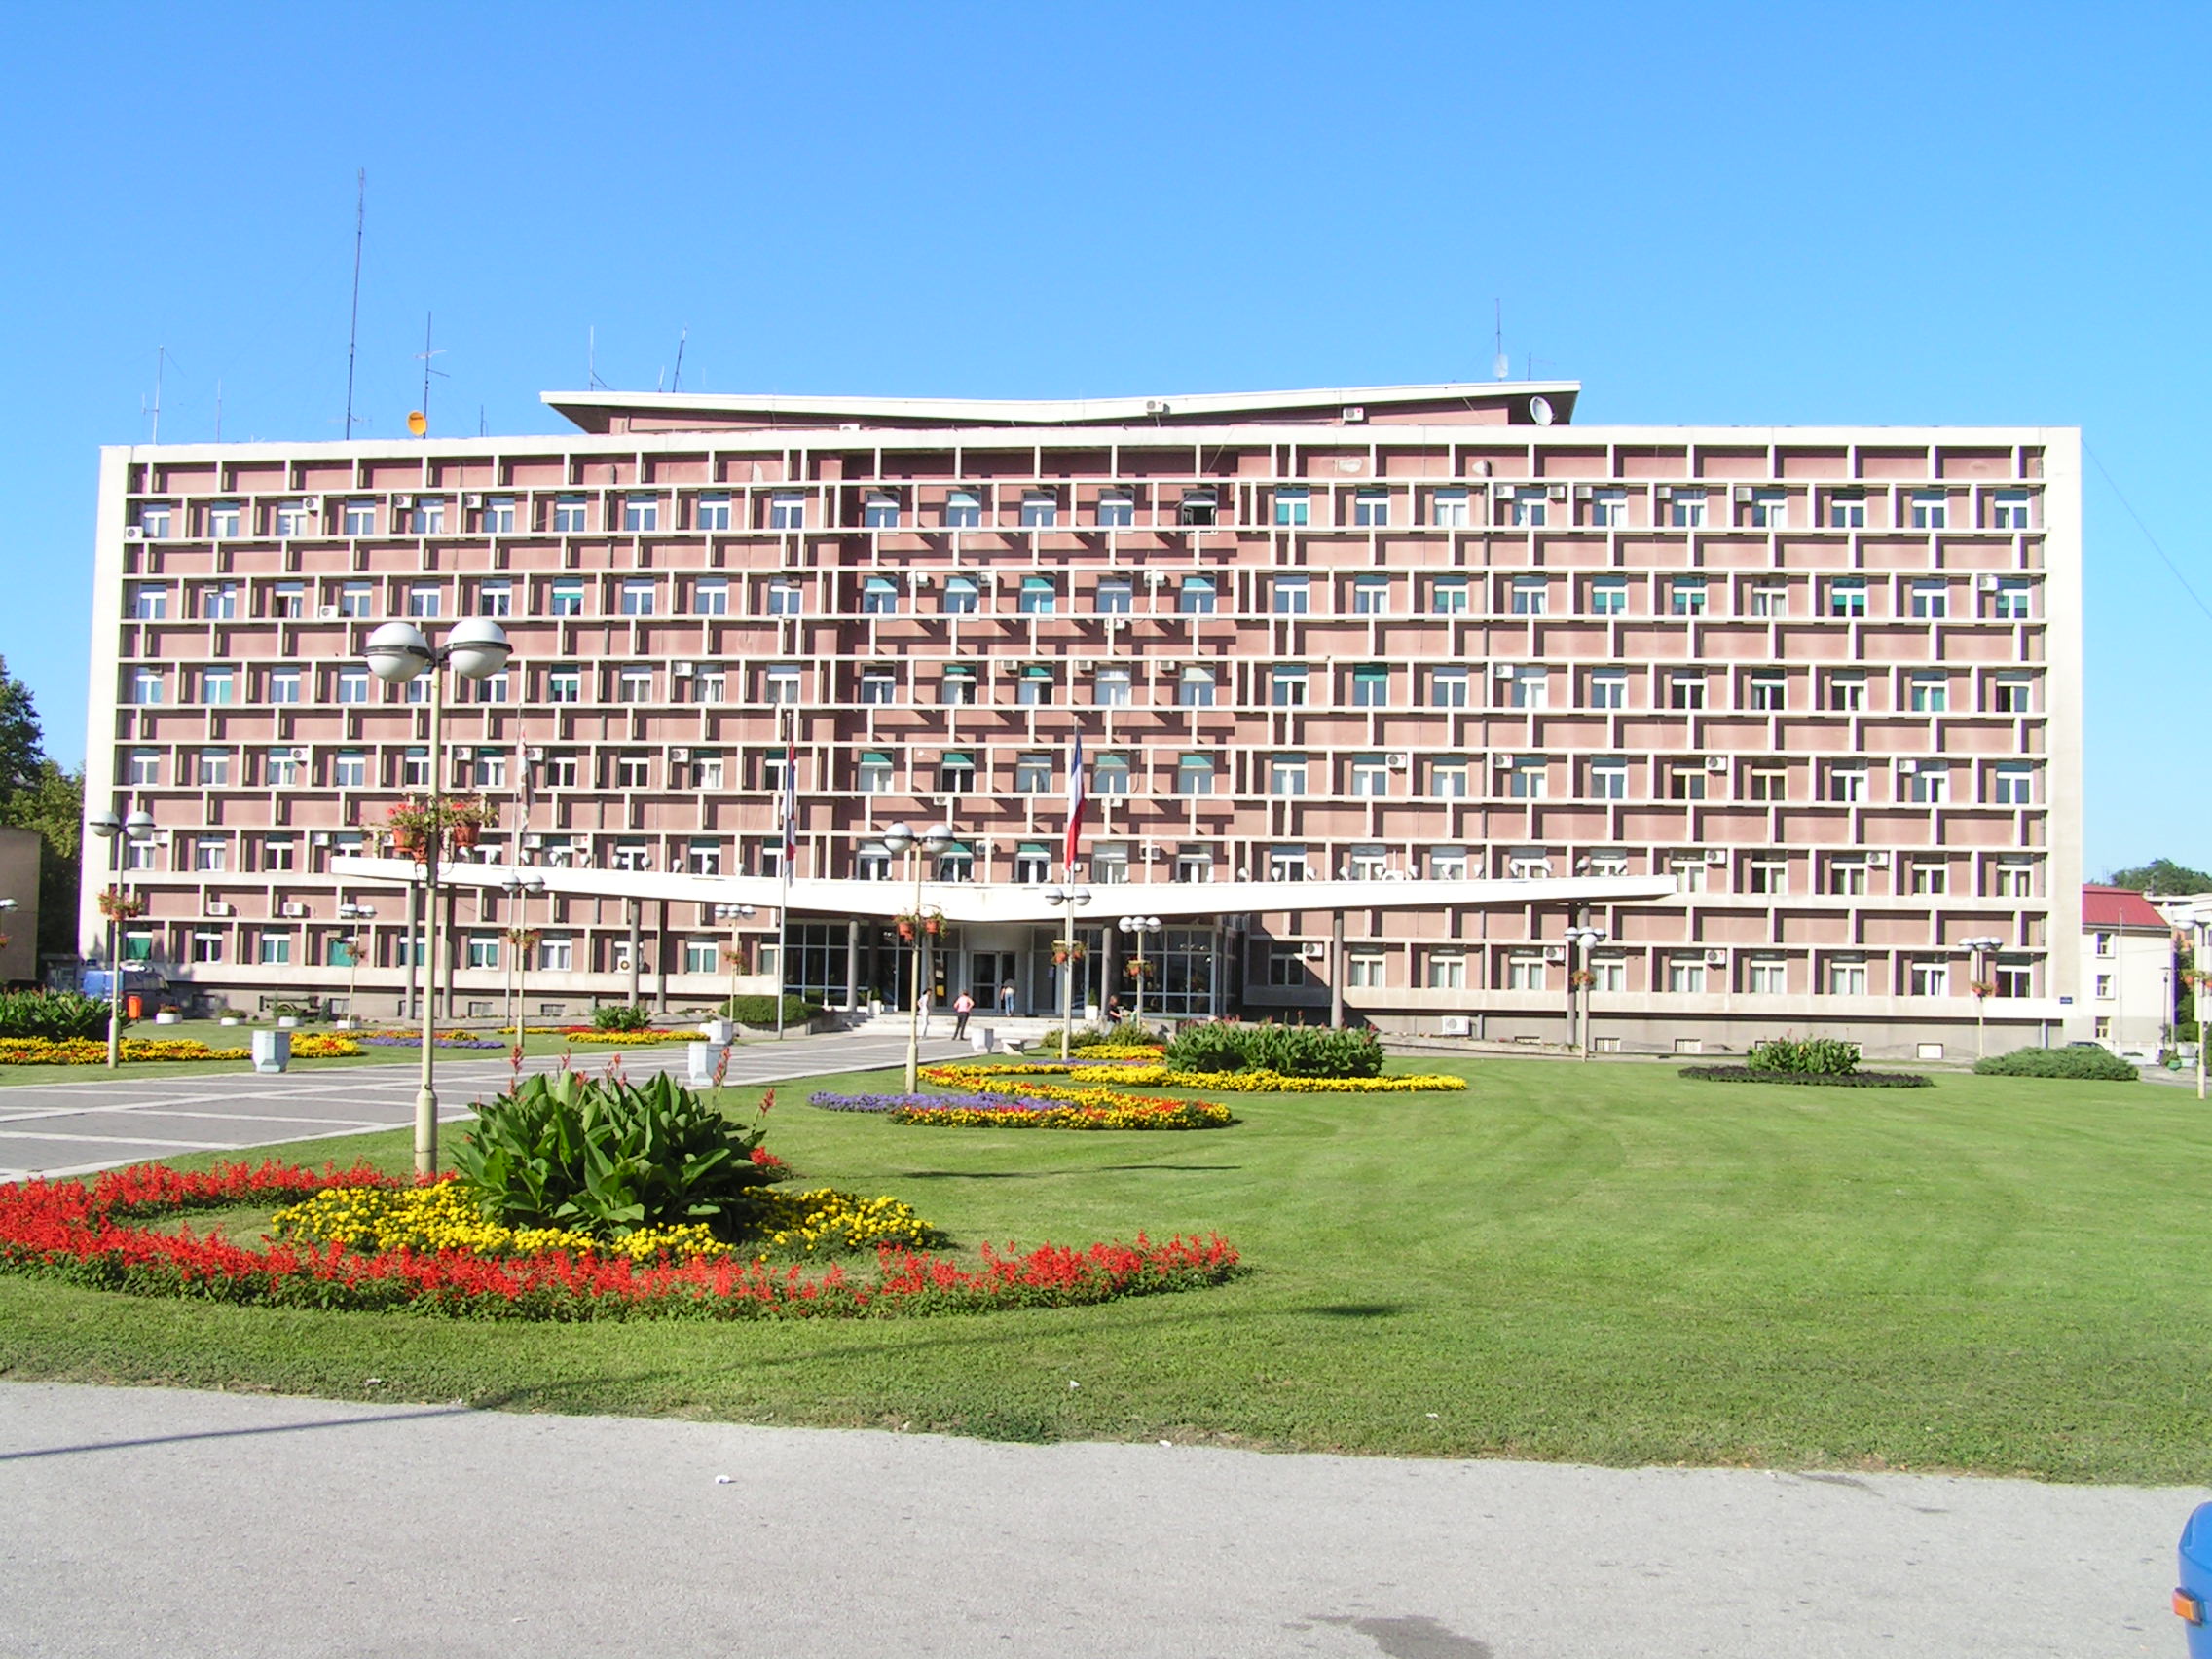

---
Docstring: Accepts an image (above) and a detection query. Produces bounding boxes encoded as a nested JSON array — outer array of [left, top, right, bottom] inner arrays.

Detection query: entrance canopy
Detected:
[[330, 857, 1677, 920]]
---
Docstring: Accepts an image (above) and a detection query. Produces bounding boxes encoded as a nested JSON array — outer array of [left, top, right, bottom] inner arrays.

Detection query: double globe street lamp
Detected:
[[88, 808, 155, 1068], [1042, 882, 1094, 1055], [363, 618, 512, 1175], [1117, 914, 1162, 1026], [880, 821, 953, 1093], [1563, 924, 1609, 1060]]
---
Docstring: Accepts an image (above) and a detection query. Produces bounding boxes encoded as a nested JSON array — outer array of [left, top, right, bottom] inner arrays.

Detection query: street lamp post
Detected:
[[1117, 914, 1161, 1027], [1043, 882, 1094, 1055], [500, 876, 545, 1064], [364, 618, 512, 1176], [87, 808, 155, 1069], [1962, 936, 2005, 1060], [714, 903, 757, 1028], [880, 821, 952, 1094], [1564, 926, 1609, 1060], [335, 903, 376, 1027]]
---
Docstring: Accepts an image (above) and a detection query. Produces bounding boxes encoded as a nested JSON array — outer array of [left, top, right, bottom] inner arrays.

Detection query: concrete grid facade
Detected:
[[83, 381, 2081, 1057]]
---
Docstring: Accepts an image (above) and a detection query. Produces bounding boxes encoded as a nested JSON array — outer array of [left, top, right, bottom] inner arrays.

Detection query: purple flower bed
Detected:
[[809, 1090, 1050, 1115], [359, 1034, 508, 1050]]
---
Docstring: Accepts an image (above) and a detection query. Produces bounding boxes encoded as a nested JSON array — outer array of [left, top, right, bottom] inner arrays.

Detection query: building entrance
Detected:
[[969, 951, 1017, 1014]]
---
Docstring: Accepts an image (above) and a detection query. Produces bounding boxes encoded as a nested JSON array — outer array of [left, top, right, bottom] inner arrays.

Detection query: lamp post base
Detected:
[[414, 1085, 439, 1178]]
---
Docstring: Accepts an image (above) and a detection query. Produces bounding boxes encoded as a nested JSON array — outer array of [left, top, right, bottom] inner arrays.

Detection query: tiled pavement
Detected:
[[0, 1030, 972, 1181]]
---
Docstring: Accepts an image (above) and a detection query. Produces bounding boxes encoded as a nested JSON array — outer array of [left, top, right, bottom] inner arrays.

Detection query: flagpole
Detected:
[[776, 715, 795, 1041]]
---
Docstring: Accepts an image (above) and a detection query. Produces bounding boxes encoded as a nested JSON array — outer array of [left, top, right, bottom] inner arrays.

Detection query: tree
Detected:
[[0, 659, 83, 964], [0, 663, 44, 800], [2101, 859, 2212, 895]]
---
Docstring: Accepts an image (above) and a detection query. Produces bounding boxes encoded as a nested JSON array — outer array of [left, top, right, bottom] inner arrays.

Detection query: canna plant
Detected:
[[452, 1070, 780, 1239]]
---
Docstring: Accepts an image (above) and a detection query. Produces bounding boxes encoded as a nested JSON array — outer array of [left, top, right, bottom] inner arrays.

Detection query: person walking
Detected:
[[952, 990, 976, 1041], [999, 981, 1016, 1017]]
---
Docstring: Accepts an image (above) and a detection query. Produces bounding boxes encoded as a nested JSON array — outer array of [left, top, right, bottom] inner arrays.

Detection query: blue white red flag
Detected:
[[779, 739, 797, 884], [1062, 732, 1087, 872]]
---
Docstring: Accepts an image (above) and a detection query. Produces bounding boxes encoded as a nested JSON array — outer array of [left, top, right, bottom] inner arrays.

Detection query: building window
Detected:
[[190, 930, 224, 964], [1991, 490, 2033, 531], [1265, 948, 1309, 988], [623, 494, 662, 533], [1173, 848, 1214, 881], [1019, 492, 1058, 529], [1827, 579, 1867, 618], [1669, 579, 1707, 617], [551, 496, 588, 533], [1587, 670, 1627, 711], [1748, 673, 1786, 712], [196, 748, 231, 787], [1747, 857, 1787, 895], [1667, 765, 1706, 801], [855, 668, 898, 708], [856, 753, 895, 794], [1431, 578, 1469, 615], [1909, 959, 1949, 997], [1667, 674, 1705, 712], [1909, 491, 1948, 531], [129, 583, 168, 620], [259, 932, 293, 966], [1589, 577, 1627, 616], [550, 579, 586, 617], [612, 754, 650, 790], [1350, 665, 1390, 708], [1828, 674, 1866, 713], [854, 492, 897, 530], [1017, 667, 1053, 706], [1507, 669, 1548, 710], [1014, 753, 1053, 793], [194, 837, 228, 872], [535, 936, 574, 973], [474, 580, 511, 618], [1089, 755, 1129, 796], [1269, 755, 1308, 797], [763, 665, 802, 705], [1667, 490, 1707, 529], [1348, 756, 1390, 797], [1018, 576, 1057, 615], [690, 753, 724, 791], [1178, 489, 1217, 527], [611, 664, 651, 702], [1272, 666, 1309, 707], [1431, 667, 1469, 709], [342, 500, 377, 536], [200, 583, 238, 621], [1347, 949, 1387, 988], [1178, 576, 1216, 615], [1428, 846, 1469, 881], [1509, 576, 1548, 616], [943, 490, 982, 529], [1828, 764, 1868, 803], [1827, 957, 1869, 996], [1507, 489, 1547, 528], [1507, 758, 1547, 800], [1992, 674, 2034, 714], [273, 500, 309, 537], [1094, 578, 1134, 615], [859, 576, 898, 616], [1908, 859, 1947, 896], [1827, 489, 1866, 529], [1994, 960, 2034, 998], [1908, 675, 1947, 713], [940, 668, 979, 706], [1992, 762, 2035, 805], [1743, 765, 1787, 803], [464, 935, 499, 971], [1096, 490, 1135, 528], [1174, 755, 1215, 796], [1350, 488, 1389, 528], [1589, 758, 1628, 800], [1431, 758, 1471, 799], [264, 667, 302, 706], [619, 579, 656, 617], [542, 665, 585, 705], [1268, 845, 1309, 883], [1266, 486, 1311, 528], [198, 667, 235, 706], [1993, 579, 2033, 620], [403, 583, 441, 620], [1588, 488, 1627, 527], [1272, 575, 1309, 615], [1829, 859, 1868, 897], [1431, 489, 1469, 528], [127, 748, 161, 786], [1747, 957, 1787, 995], [1350, 576, 1390, 615], [1747, 488, 1787, 529], [1012, 845, 1052, 884], [483, 496, 516, 534], [1909, 580, 1948, 620], [1749, 582, 1788, 617], [1177, 666, 1216, 707], [764, 579, 803, 617], [332, 751, 367, 789], [414, 498, 446, 534], [1666, 956, 1707, 993], [1425, 950, 1467, 990]]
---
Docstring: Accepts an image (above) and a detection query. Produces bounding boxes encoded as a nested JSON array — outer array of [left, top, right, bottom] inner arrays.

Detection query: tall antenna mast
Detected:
[[149, 345, 166, 443], [1493, 300, 1508, 381], [344, 168, 365, 434], [413, 312, 447, 434], [213, 378, 222, 443], [671, 325, 688, 393]]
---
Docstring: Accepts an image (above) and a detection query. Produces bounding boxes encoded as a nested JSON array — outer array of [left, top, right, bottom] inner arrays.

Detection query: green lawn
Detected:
[[1, 1055, 2207, 1483]]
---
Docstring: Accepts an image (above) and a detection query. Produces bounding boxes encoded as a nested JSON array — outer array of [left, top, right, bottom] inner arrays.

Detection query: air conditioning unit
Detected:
[[1144, 571, 1168, 587], [1547, 485, 1567, 500], [1898, 758, 1919, 773], [1866, 851, 1891, 867], [1978, 574, 2000, 591], [123, 526, 145, 540], [318, 605, 340, 618], [672, 661, 694, 678], [1545, 945, 1567, 962], [1342, 405, 1366, 423], [1492, 753, 1515, 769], [1493, 663, 1517, 679], [206, 902, 233, 916], [523, 834, 544, 849], [910, 571, 934, 588], [392, 494, 414, 508], [1387, 753, 1411, 770], [670, 747, 690, 762], [310, 831, 330, 846], [1300, 941, 1328, 959], [1440, 1014, 1471, 1037], [1704, 848, 1727, 865], [463, 493, 484, 509], [281, 902, 310, 919], [1705, 755, 1727, 771], [1145, 400, 1169, 415], [1572, 484, 1593, 499], [1733, 486, 1754, 502], [1704, 948, 1728, 966], [301, 496, 321, 512]]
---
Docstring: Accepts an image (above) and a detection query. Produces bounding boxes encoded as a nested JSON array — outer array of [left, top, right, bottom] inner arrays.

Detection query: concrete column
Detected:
[[1330, 909, 1346, 1028], [403, 882, 421, 1021], [626, 899, 642, 1009], [844, 916, 861, 1013], [440, 888, 457, 1022], [654, 899, 670, 1014]]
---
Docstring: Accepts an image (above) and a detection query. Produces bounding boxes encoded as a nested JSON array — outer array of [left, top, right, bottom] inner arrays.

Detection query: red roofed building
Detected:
[[2079, 885, 2174, 1054]]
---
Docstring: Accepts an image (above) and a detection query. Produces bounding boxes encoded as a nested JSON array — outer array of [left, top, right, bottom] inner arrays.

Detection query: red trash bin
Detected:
[[125, 994, 143, 1020]]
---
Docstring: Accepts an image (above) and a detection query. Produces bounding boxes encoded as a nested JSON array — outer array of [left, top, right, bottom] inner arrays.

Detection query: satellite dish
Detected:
[[1528, 395, 1555, 426], [406, 410, 428, 436]]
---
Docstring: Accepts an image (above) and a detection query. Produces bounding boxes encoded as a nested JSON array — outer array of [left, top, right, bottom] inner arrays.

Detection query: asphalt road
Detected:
[[0, 1382, 2194, 1659], [0, 1030, 972, 1180]]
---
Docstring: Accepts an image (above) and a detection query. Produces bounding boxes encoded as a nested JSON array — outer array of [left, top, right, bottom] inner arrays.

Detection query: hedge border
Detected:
[[1680, 1065, 1933, 1089]]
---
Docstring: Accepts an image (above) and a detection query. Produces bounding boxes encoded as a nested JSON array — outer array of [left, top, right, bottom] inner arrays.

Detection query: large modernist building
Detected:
[[84, 380, 2081, 1056]]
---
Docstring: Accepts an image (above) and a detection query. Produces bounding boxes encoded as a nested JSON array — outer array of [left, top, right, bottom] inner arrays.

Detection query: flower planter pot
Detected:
[[450, 822, 480, 851], [391, 830, 424, 859]]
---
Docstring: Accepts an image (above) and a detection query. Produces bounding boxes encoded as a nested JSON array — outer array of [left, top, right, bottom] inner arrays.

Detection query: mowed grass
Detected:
[[0, 1020, 691, 1086], [2, 1054, 2208, 1482]]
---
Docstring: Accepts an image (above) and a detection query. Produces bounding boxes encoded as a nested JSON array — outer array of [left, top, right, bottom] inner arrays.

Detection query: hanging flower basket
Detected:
[[1969, 978, 1997, 1000], [1569, 968, 1596, 990], [894, 908, 944, 940], [503, 928, 540, 950], [390, 828, 425, 859], [96, 886, 146, 922], [1051, 940, 1088, 967], [385, 793, 498, 855], [1123, 957, 1159, 982]]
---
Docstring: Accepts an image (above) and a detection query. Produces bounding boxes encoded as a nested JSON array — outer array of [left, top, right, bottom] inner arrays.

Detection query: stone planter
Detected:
[[685, 1041, 728, 1086], [153, 1011, 182, 1026], [697, 1018, 735, 1045], [250, 1030, 291, 1075]]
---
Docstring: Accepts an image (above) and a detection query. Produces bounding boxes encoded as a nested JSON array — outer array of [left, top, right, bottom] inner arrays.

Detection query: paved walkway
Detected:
[[0, 1031, 971, 1180], [0, 1381, 2192, 1658]]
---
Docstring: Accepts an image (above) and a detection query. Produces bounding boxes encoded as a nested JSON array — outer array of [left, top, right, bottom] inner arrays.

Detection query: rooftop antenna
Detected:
[[588, 326, 609, 390], [1493, 300, 1508, 381], [213, 378, 222, 443], [478, 404, 487, 437], [146, 345, 167, 443], [670, 325, 688, 393], [410, 311, 447, 437], [344, 168, 366, 435]]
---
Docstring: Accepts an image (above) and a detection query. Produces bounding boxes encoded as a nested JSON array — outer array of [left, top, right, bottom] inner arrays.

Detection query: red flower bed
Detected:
[[0, 1161, 1238, 1320]]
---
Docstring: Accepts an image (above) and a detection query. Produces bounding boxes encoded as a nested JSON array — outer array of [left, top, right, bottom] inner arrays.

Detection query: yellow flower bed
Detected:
[[285, 1034, 364, 1058], [897, 1100, 1234, 1131], [0, 1034, 363, 1066], [1066, 1044, 1167, 1059], [559, 1029, 685, 1046], [1066, 1064, 1467, 1093], [270, 1181, 941, 1261]]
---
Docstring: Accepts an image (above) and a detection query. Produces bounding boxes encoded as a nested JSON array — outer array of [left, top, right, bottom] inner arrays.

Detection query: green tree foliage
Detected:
[[2101, 858, 2212, 895], [0, 660, 82, 964]]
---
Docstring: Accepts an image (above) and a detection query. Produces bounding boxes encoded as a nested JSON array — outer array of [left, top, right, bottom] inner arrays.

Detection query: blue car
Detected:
[[2178, 1502, 2212, 1654]]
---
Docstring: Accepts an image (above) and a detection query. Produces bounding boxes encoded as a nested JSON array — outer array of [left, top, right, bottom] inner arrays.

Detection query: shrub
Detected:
[[1682, 1065, 1931, 1088], [1747, 1037, 1862, 1076], [0, 990, 116, 1042], [1162, 1020, 1383, 1079], [1973, 1046, 2139, 1082], [590, 1003, 654, 1033], [1044, 1019, 1162, 1056], [717, 994, 824, 1027], [451, 1072, 779, 1238]]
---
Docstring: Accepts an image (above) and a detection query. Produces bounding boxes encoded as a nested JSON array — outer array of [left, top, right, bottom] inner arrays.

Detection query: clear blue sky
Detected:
[[2, 2, 2204, 875]]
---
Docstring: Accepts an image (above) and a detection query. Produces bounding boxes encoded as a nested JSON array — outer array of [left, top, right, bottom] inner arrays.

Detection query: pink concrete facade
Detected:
[[83, 383, 2082, 1057]]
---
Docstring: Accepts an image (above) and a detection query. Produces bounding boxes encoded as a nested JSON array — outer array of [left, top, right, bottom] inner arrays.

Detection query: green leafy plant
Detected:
[[717, 994, 824, 1027], [590, 1003, 654, 1033], [0, 989, 116, 1041], [1746, 1037, 1862, 1076], [1162, 1020, 1383, 1079], [1682, 1065, 1930, 1088], [452, 1071, 779, 1237], [1973, 1046, 2139, 1082]]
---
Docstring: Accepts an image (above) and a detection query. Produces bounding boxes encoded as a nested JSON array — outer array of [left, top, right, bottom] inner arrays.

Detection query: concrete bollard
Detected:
[[250, 1030, 291, 1075]]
